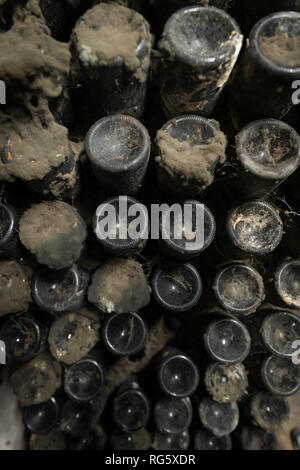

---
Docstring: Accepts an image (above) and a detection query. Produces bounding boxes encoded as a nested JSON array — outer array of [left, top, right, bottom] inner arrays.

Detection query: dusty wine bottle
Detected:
[[222, 201, 283, 259], [19, 201, 87, 270], [23, 396, 60, 435], [204, 313, 251, 364], [212, 262, 265, 316], [59, 400, 92, 437], [63, 351, 105, 402], [158, 6, 243, 118], [113, 379, 150, 432], [93, 196, 148, 257], [194, 429, 232, 450], [71, 3, 151, 123], [291, 428, 300, 450], [199, 397, 239, 437], [204, 362, 248, 403], [155, 115, 227, 197], [274, 259, 300, 309], [86, 115, 151, 195], [239, 424, 278, 450], [152, 263, 202, 312], [158, 199, 216, 259], [250, 392, 290, 432], [234, 119, 300, 200], [153, 431, 190, 450], [260, 310, 300, 358], [102, 312, 147, 356], [262, 354, 300, 396], [31, 265, 89, 313], [157, 347, 199, 398], [0, 202, 18, 255], [230, 11, 300, 125], [154, 396, 192, 434], [0, 313, 49, 362]]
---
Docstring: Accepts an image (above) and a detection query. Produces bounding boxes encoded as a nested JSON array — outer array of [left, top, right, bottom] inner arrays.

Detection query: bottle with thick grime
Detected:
[[113, 379, 150, 432], [93, 196, 148, 257], [233, 119, 300, 201], [230, 11, 300, 126], [71, 3, 151, 125], [204, 362, 248, 403], [152, 263, 202, 312], [212, 262, 265, 316], [31, 265, 89, 313], [242, 0, 300, 34], [86, 115, 151, 195], [158, 6, 243, 118], [157, 347, 199, 398], [158, 199, 216, 263], [219, 200, 283, 259], [102, 312, 147, 356], [155, 116, 227, 196]]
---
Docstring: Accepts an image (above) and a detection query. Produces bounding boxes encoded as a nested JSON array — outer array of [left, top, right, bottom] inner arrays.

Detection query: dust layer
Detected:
[[259, 29, 300, 68], [48, 309, 101, 365], [205, 362, 248, 403], [19, 201, 87, 270], [155, 123, 226, 190], [11, 354, 62, 407], [0, 261, 31, 316], [88, 258, 151, 314], [72, 3, 151, 82]]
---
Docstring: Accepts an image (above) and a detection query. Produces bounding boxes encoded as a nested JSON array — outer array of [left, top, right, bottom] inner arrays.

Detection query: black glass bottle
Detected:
[[63, 352, 105, 403], [59, 400, 92, 437], [0, 202, 18, 255], [250, 392, 290, 432], [93, 196, 148, 257], [204, 313, 251, 364], [212, 262, 265, 316], [155, 115, 227, 196], [110, 428, 152, 450], [102, 312, 147, 356], [157, 347, 199, 398], [262, 354, 300, 396], [152, 263, 202, 312], [223, 200, 283, 259], [230, 11, 300, 126], [31, 265, 89, 313], [158, 6, 243, 118], [0, 313, 49, 362], [153, 431, 190, 451], [86, 115, 151, 195], [234, 119, 300, 200], [194, 429, 232, 450], [154, 396, 192, 434], [113, 379, 150, 432], [158, 199, 216, 259], [239, 424, 278, 450], [260, 310, 300, 358], [23, 396, 60, 435], [199, 397, 239, 437], [274, 258, 300, 309]]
